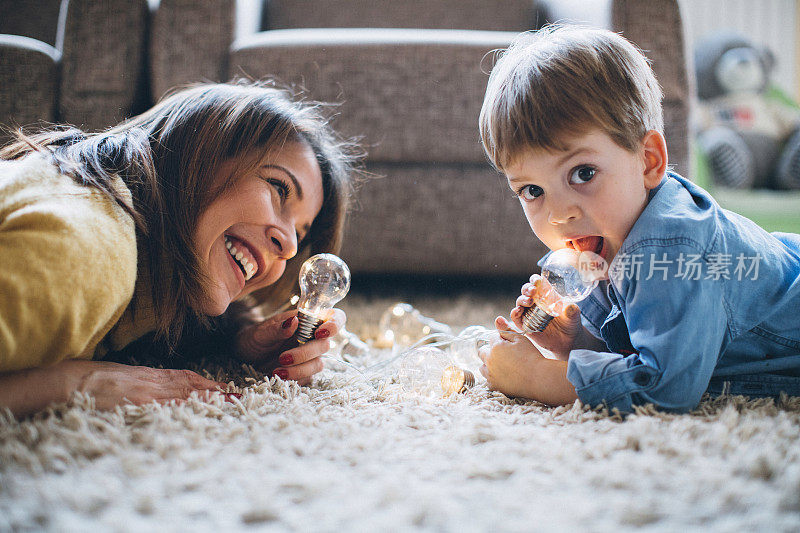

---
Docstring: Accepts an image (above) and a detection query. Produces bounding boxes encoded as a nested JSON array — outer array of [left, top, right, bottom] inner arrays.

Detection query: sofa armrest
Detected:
[[264, 0, 536, 31], [231, 28, 515, 164], [611, 0, 692, 175], [59, 0, 148, 131], [0, 35, 60, 134]]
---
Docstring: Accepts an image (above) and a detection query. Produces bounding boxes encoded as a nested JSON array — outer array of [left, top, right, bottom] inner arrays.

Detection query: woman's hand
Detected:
[[508, 274, 585, 360], [235, 308, 346, 386], [72, 360, 227, 409], [0, 360, 227, 417]]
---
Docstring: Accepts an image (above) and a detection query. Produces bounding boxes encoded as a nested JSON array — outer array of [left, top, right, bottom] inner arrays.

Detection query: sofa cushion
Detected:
[[231, 28, 515, 164], [341, 162, 547, 275]]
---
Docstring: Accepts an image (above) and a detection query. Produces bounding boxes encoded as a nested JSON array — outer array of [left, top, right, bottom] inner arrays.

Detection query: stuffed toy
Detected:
[[694, 31, 800, 189]]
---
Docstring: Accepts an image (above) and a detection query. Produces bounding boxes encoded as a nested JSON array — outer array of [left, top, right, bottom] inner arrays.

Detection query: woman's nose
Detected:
[[266, 225, 297, 260]]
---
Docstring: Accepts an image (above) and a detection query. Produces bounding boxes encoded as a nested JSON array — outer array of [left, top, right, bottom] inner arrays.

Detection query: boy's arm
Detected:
[[567, 244, 729, 414]]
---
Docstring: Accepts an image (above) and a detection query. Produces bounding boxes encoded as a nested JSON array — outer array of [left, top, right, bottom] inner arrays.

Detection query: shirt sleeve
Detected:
[[567, 243, 730, 413], [0, 187, 137, 371]]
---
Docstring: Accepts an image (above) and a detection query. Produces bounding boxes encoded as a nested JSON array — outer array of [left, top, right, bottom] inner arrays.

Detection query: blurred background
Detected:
[[1, 0, 798, 289]]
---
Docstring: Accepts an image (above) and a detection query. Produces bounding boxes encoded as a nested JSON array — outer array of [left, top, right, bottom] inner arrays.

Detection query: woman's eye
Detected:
[[569, 166, 596, 184], [519, 184, 543, 201], [267, 178, 291, 201]]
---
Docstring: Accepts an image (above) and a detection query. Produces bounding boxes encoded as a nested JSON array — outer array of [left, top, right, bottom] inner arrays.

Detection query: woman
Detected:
[[0, 81, 358, 417]]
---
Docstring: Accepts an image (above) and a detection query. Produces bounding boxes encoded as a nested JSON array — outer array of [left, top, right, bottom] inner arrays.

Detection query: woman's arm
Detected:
[[0, 365, 68, 418], [0, 360, 226, 418]]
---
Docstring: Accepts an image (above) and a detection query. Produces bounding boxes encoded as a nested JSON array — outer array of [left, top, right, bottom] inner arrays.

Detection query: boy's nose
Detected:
[[547, 202, 580, 225]]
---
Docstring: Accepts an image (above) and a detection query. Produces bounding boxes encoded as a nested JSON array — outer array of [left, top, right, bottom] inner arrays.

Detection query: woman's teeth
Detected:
[[225, 236, 257, 281]]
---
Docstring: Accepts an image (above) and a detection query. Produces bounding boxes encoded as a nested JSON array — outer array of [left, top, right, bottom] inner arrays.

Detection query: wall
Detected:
[[678, 0, 798, 98]]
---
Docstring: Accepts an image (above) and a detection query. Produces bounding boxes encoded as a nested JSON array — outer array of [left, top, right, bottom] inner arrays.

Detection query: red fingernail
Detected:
[[315, 328, 330, 339], [273, 369, 289, 379], [282, 318, 294, 329], [278, 354, 293, 365]]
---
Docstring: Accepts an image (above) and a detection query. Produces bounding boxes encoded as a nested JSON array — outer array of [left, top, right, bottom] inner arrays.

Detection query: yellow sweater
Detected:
[[0, 154, 153, 372]]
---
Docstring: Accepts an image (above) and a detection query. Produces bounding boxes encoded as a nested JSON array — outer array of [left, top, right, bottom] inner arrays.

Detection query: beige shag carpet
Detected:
[[2, 290, 800, 532]]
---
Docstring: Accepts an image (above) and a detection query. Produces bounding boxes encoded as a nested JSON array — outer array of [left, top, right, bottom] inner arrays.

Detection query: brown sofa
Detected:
[[1, 0, 692, 280], [0, 0, 148, 134]]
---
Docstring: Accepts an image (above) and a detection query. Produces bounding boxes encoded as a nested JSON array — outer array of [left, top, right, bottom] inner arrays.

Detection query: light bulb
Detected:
[[330, 326, 370, 362], [375, 303, 451, 349], [522, 248, 605, 333], [295, 253, 351, 344], [397, 347, 475, 397]]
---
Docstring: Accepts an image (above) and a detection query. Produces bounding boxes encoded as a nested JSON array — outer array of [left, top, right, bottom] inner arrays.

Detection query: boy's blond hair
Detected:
[[479, 24, 663, 171]]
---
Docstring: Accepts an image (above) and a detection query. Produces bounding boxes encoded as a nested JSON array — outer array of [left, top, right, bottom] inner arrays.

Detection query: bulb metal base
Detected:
[[295, 310, 323, 344], [441, 366, 476, 395], [521, 305, 555, 333], [461, 369, 475, 391]]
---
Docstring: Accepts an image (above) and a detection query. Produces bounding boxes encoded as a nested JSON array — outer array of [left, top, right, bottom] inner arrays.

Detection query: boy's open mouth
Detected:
[[567, 236, 604, 255]]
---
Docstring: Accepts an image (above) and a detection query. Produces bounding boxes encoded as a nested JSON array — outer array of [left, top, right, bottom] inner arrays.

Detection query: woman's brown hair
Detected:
[[1, 80, 359, 346]]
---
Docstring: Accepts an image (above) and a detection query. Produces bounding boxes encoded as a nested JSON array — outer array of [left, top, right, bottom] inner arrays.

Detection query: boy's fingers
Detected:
[[497, 316, 525, 336], [521, 283, 535, 296], [516, 295, 533, 307], [477, 347, 487, 363], [528, 273, 543, 285], [498, 328, 526, 342], [495, 315, 513, 331]]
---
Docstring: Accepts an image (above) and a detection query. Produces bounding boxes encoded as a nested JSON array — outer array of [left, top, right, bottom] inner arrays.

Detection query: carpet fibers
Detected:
[[2, 293, 799, 532]]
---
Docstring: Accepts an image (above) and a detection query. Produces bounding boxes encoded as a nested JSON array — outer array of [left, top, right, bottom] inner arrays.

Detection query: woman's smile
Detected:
[[224, 235, 259, 283]]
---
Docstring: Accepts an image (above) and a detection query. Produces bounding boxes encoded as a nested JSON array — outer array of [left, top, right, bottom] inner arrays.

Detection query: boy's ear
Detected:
[[641, 130, 668, 189]]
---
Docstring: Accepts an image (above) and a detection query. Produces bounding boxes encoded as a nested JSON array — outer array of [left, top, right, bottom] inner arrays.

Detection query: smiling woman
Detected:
[[0, 81, 359, 417]]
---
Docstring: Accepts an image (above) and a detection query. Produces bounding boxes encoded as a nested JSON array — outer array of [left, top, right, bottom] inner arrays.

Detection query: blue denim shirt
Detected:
[[563, 172, 800, 413]]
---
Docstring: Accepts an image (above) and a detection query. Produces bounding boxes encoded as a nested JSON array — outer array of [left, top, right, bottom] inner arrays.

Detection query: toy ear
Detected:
[[760, 47, 776, 76]]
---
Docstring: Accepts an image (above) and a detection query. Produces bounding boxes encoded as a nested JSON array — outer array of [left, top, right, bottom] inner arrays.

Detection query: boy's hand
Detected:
[[509, 274, 584, 360], [478, 317, 579, 406], [478, 322, 545, 399]]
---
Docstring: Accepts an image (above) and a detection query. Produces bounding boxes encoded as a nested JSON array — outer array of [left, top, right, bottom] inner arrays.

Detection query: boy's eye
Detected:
[[569, 166, 596, 184], [518, 184, 544, 201]]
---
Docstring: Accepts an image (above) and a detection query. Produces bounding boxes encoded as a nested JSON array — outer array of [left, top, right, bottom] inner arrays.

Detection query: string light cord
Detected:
[[320, 325, 495, 379]]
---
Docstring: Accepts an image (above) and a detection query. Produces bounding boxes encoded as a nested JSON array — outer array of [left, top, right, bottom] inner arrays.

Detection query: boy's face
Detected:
[[503, 129, 666, 268]]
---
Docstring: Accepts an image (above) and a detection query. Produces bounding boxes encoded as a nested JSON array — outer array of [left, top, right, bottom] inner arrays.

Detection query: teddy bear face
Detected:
[[715, 47, 766, 95]]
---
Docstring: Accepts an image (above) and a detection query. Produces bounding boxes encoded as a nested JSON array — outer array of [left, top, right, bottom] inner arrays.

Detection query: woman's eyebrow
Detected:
[[260, 164, 304, 200]]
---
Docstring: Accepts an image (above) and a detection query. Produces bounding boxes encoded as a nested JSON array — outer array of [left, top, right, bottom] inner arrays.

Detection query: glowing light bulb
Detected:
[[397, 347, 475, 397], [375, 303, 451, 349], [522, 248, 605, 333], [295, 253, 351, 344]]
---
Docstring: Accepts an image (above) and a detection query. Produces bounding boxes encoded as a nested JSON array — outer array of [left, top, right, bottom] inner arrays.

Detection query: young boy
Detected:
[[477, 25, 800, 413]]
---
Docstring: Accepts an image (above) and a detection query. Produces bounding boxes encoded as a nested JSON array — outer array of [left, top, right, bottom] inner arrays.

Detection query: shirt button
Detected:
[[633, 371, 650, 386]]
